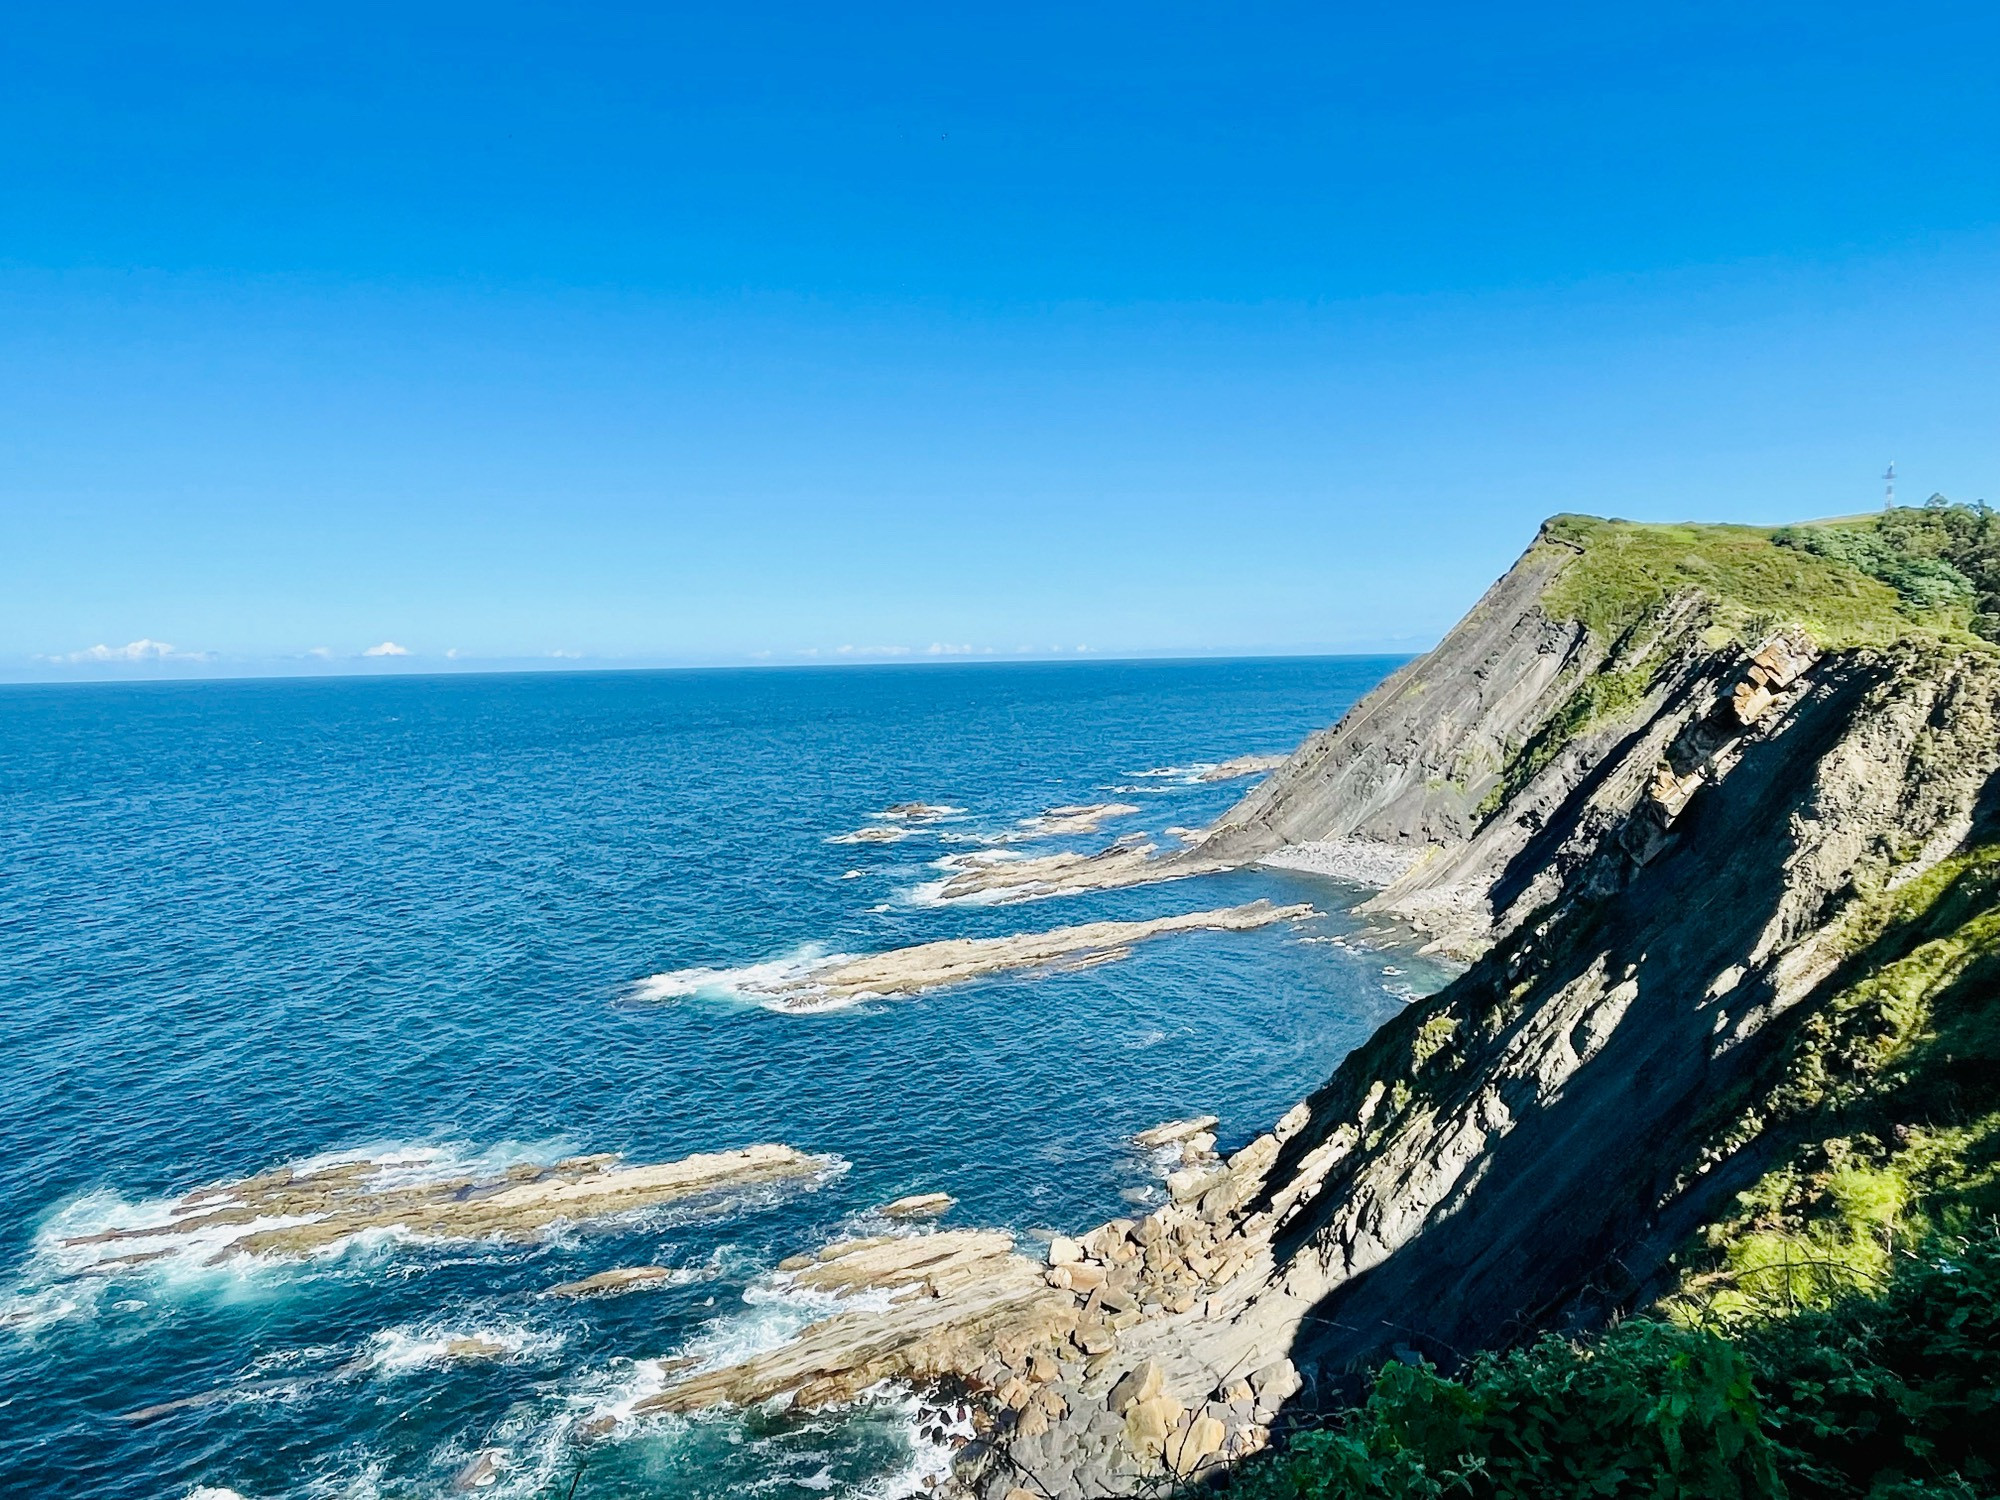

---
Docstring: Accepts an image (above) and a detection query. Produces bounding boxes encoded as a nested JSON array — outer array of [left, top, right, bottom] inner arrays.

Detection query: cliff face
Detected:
[[1240, 645, 2000, 1380], [642, 513, 2000, 1500], [1178, 515, 2000, 1369], [982, 514, 2000, 1495]]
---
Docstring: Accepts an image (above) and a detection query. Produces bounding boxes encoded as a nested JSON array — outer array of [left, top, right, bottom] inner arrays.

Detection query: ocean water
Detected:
[[0, 657, 1451, 1500]]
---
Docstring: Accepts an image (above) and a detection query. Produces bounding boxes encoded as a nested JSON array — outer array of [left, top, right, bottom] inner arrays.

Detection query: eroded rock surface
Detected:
[[64, 1145, 826, 1264], [643, 1134, 1305, 1493], [924, 842, 1228, 904], [544, 1265, 682, 1299], [723, 902, 1310, 1007], [1015, 803, 1142, 837], [879, 1192, 956, 1219]]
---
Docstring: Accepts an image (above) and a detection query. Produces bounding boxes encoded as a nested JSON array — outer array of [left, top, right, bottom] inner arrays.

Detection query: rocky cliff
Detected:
[[651, 511, 2000, 1498], [975, 512, 2000, 1492]]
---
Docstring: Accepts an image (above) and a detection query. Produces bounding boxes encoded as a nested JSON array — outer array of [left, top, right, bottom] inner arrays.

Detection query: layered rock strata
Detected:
[[63, 1145, 825, 1264], [713, 901, 1311, 1006], [640, 561, 2000, 1499]]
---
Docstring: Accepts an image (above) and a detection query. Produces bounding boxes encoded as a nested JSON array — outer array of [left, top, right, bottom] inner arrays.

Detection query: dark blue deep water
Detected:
[[0, 657, 1448, 1500]]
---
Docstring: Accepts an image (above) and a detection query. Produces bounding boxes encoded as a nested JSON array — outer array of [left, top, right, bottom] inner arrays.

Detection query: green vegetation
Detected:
[[1537, 516, 1923, 651], [1537, 505, 2000, 653], [1225, 1227, 2000, 1499], [1221, 843, 2000, 1500], [1772, 525, 1973, 616], [1774, 500, 2000, 642], [1675, 843, 2000, 1322]]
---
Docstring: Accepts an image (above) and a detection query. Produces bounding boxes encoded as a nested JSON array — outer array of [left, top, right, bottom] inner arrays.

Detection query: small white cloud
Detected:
[[48, 638, 210, 664], [545, 649, 582, 660], [445, 647, 464, 660], [307, 646, 335, 660], [362, 641, 411, 657], [925, 643, 976, 656]]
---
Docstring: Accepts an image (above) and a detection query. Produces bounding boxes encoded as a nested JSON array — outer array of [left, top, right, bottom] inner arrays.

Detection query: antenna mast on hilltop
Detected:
[[1884, 461, 1897, 510]]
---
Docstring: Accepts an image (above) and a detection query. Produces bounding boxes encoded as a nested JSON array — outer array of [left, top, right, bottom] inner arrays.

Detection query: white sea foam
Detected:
[[5, 1135, 798, 1332], [900, 848, 1026, 907], [1124, 763, 1214, 784], [362, 1318, 566, 1376], [629, 946, 858, 1008]]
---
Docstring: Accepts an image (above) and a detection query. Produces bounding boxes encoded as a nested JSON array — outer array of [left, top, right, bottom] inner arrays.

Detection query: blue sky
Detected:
[[4, 2, 1997, 680]]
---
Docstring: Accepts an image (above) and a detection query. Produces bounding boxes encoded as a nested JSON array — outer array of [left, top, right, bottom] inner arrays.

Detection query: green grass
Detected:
[[1210, 842, 2000, 1500], [1536, 514, 1978, 652], [1673, 844, 2000, 1322]]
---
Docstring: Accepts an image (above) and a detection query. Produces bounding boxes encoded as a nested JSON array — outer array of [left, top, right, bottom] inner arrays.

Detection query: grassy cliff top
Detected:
[[1537, 509, 1996, 652]]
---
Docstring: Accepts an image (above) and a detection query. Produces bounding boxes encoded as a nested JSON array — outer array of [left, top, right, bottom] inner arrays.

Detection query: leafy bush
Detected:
[[1229, 1321, 1780, 1499], [1771, 525, 1975, 616], [1224, 1229, 2000, 1500]]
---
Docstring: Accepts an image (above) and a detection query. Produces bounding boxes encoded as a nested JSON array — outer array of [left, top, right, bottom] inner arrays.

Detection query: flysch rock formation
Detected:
[[62, 1145, 827, 1265], [922, 840, 1231, 904], [969, 595, 2000, 1491], [643, 1120, 1300, 1491], [729, 901, 1311, 1007], [636, 520, 2000, 1499]]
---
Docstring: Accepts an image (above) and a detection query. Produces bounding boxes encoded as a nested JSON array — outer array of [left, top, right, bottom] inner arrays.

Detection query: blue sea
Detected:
[[0, 657, 1449, 1500]]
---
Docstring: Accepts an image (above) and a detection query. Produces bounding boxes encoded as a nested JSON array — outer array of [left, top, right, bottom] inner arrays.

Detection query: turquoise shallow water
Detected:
[[0, 657, 1449, 1500]]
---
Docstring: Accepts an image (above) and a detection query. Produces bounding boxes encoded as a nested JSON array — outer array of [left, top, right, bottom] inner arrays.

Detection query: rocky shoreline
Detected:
[[636, 1111, 1317, 1497]]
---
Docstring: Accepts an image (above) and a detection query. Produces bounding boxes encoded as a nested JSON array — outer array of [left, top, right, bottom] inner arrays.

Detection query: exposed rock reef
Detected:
[[543, 1265, 683, 1299], [62, 1145, 826, 1265], [728, 902, 1311, 1007], [1015, 802, 1142, 837], [641, 1119, 1297, 1487], [923, 841, 1228, 904]]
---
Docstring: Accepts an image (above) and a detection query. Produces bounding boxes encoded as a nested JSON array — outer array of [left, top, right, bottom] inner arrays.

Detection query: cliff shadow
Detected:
[[1258, 664, 1893, 1398]]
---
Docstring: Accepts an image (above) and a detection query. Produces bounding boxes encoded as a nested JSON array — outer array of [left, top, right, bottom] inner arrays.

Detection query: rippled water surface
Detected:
[[0, 658, 1451, 1500]]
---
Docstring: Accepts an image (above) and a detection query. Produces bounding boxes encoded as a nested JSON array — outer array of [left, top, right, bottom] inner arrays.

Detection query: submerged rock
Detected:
[[450, 1449, 506, 1492], [1196, 755, 1288, 782], [543, 1265, 681, 1299], [879, 1192, 956, 1219]]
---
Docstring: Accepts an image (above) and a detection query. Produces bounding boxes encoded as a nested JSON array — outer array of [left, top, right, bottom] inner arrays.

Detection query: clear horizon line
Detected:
[[0, 642, 1433, 690]]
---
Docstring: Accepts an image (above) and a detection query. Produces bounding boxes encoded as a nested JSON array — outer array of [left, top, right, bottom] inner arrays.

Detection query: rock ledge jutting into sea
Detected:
[[752, 901, 1311, 1007], [61, 1145, 828, 1264]]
